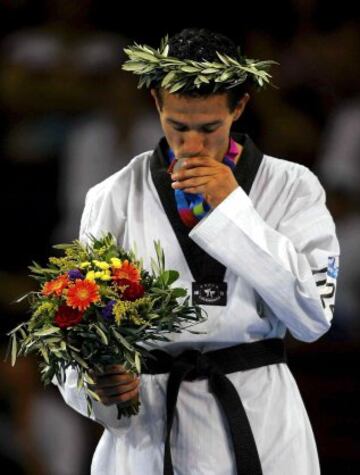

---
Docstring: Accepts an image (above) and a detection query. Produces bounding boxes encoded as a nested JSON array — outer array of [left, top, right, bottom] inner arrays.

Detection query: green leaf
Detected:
[[84, 371, 96, 385], [167, 270, 179, 285], [161, 70, 177, 87], [28, 266, 58, 275], [198, 74, 210, 83], [122, 63, 144, 72], [40, 364, 51, 375], [171, 288, 187, 298], [154, 241, 165, 271], [60, 341, 66, 351], [50, 349, 63, 358], [93, 324, 109, 345], [162, 44, 169, 57], [215, 51, 230, 65], [180, 66, 199, 73], [70, 351, 89, 369], [132, 51, 158, 63], [218, 70, 233, 82], [7, 322, 27, 336], [86, 388, 101, 402], [224, 54, 240, 66], [44, 336, 63, 344], [160, 270, 169, 286], [111, 327, 135, 352], [67, 343, 80, 352], [159, 34, 169, 55], [150, 257, 160, 276], [40, 346, 49, 364], [12, 291, 32, 304], [11, 334, 17, 367], [168, 80, 188, 93], [201, 68, 220, 74], [135, 351, 141, 373], [34, 326, 61, 337], [24, 339, 38, 351], [77, 372, 84, 390], [52, 243, 74, 249]]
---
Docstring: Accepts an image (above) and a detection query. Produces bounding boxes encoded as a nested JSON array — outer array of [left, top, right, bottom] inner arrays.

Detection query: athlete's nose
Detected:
[[178, 132, 205, 158]]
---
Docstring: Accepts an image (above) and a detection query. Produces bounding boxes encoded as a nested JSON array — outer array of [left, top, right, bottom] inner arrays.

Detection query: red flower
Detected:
[[112, 260, 140, 283], [42, 274, 69, 297], [66, 279, 100, 311], [117, 278, 145, 301], [54, 305, 84, 329]]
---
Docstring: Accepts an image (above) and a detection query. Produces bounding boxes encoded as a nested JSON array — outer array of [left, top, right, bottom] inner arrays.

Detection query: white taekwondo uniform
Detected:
[[53, 131, 340, 474]]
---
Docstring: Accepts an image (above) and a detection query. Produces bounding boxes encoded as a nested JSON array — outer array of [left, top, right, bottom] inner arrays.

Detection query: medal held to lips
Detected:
[[172, 157, 187, 173], [167, 148, 188, 174]]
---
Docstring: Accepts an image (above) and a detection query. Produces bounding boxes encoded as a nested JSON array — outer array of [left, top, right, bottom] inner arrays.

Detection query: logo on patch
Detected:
[[192, 282, 227, 306]]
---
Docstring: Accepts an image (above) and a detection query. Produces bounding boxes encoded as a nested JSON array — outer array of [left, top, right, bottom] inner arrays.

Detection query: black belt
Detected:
[[141, 337, 287, 475]]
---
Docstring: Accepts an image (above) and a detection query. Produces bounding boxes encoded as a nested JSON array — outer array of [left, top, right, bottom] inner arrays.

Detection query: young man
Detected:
[[54, 28, 340, 474]]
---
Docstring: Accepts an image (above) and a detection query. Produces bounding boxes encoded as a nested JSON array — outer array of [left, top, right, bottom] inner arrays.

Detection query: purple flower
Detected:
[[102, 300, 116, 321], [67, 269, 84, 281]]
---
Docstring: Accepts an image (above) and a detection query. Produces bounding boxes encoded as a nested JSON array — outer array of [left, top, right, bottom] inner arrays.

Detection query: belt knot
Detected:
[[173, 349, 215, 380]]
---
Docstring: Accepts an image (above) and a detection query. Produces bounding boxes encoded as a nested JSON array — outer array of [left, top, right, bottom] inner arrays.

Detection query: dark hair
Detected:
[[153, 28, 256, 112]]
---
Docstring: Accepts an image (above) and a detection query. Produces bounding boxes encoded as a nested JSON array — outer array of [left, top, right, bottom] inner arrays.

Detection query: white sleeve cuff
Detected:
[[189, 186, 252, 243]]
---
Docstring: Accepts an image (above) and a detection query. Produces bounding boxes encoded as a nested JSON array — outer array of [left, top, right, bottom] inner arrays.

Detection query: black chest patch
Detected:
[[192, 282, 227, 306]]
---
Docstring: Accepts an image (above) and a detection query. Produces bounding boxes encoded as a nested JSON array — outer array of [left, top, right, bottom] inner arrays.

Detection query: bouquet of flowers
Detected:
[[6, 232, 207, 419]]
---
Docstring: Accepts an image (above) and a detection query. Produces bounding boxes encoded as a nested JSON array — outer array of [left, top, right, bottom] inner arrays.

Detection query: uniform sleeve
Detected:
[[52, 366, 131, 433], [188, 167, 340, 342], [52, 188, 130, 432]]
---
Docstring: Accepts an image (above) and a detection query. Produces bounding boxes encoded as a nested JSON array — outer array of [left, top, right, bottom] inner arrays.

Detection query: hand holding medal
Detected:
[[169, 147, 240, 209]]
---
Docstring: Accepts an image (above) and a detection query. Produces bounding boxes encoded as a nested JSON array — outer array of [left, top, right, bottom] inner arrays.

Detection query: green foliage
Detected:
[[5, 231, 208, 419], [122, 34, 279, 94]]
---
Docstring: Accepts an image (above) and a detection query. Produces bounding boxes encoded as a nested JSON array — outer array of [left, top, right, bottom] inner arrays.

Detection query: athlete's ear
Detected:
[[150, 88, 161, 114], [233, 93, 250, 121]]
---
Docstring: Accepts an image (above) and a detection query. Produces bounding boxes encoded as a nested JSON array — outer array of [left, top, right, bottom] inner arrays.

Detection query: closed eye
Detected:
[[173, 126, 218, 134], [202, 127, 218, 133]]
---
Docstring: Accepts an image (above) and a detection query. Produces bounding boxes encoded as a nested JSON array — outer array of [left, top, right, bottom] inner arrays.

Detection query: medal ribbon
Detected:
[[166, 137, 240, 228]]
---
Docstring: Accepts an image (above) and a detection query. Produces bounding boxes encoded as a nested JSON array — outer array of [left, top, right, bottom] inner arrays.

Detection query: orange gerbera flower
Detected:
[[112, 259, 140, 283], [66, 279, 100, 311], [42, 274, 69, 297]]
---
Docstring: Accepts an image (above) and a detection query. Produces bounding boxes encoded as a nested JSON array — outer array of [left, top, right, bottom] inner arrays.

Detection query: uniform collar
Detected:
[[149, 131, 264, 283]]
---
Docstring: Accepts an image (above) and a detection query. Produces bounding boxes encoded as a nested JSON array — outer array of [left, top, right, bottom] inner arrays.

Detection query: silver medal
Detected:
[[173, 157, 188, 173]]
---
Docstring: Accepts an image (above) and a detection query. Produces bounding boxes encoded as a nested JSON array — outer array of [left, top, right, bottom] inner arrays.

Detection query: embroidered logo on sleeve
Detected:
[[312, 255, 339, 315]]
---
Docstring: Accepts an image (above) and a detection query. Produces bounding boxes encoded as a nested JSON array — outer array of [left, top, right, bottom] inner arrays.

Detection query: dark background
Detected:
[[0, 1, 359, 474]]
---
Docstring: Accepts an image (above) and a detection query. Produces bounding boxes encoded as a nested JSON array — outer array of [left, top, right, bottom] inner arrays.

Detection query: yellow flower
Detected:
[[86, 270, 96, 281], [87, 269, 112, 281], [79, 261, 91, 269], [110, 257, 122, 268], [113, 300, 128, 325], [93, 260, 110, 270], [95, 270, 112, 281], [113, 297, 152, 326], [130, 313, 147, 325], [33, 301, 58, 318]]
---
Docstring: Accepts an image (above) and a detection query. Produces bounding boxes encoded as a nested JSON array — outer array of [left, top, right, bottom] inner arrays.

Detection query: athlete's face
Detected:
[[151, 88, 249, 162]]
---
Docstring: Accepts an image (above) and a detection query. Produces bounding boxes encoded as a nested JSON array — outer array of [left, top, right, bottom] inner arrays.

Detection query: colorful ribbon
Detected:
[[166, 137, 239, 228]]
